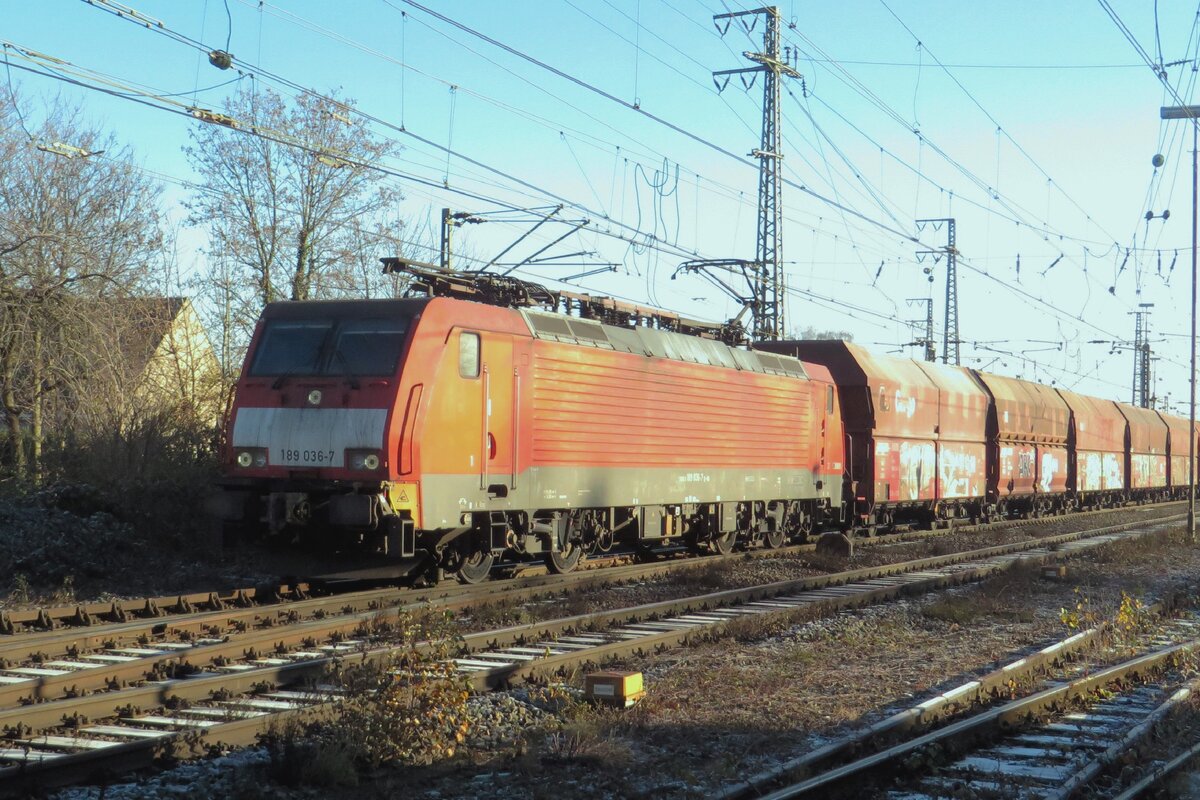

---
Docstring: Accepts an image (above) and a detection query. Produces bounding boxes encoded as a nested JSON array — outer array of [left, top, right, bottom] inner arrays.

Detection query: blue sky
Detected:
[[5, 0, 1200, 408]]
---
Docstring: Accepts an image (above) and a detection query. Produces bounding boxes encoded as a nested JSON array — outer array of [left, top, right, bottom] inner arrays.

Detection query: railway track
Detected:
[[716, 585, 1200, 799], [1, 499, 1180, 649], [0, 507, 1183, 709], [885, 680, 1191, 800], [0, 511, 1183, 795]]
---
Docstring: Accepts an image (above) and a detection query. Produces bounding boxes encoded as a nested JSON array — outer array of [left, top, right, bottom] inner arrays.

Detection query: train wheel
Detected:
[[545, 543, 582, 574], [763, 527, 785, 549], [709, 530, 736, 555], [456, 550, 495, 584]]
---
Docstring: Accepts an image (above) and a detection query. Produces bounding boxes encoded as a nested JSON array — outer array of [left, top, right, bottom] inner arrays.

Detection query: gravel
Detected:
[[458, 503, 1186, 636], [415, 518, 1200, 798], [51, 748, 290, 800], [0, 491, 140, 593], [463, 689, 556, 748]]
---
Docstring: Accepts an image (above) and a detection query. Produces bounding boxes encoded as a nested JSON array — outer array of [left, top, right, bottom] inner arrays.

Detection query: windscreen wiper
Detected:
[[332, 348, 360, 389]]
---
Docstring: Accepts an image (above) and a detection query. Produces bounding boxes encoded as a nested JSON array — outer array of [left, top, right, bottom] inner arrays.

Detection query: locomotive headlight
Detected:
[[307, 389, 323, 406], [346, 449, 383, 471], [235, 447, 268, 469]]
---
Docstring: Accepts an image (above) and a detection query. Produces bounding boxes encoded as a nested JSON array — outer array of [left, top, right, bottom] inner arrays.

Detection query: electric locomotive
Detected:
[[212, 286, 847, 583]]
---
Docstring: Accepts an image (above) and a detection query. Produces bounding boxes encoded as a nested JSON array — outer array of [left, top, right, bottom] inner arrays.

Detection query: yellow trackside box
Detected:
[[585, 671, 644, 707]]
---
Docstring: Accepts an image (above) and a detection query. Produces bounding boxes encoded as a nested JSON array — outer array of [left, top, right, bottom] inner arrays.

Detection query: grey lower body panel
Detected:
[[419, 465, 836, 528]]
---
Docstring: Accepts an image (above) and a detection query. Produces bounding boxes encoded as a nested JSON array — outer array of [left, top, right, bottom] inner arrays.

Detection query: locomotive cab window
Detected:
[[331, 319, 408, 377], [250, 320, 333, 376], [459, 332, 480, 378], [248, 316, 409, 377], [827, 386, 835, 414]]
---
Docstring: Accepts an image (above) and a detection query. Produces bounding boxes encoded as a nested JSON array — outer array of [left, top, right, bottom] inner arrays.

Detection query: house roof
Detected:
[[95, 296, 191, 377]]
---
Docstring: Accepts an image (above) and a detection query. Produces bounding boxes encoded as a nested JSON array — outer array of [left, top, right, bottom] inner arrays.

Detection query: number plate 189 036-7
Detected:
[[277, 448, 339, 467]]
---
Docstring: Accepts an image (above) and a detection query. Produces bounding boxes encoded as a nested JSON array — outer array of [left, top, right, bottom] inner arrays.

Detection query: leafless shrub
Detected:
[[315, 610, 473, 767]]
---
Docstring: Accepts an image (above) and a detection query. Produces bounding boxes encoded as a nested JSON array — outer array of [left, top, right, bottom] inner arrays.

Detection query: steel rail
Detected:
[[0, 699, 330, 796], [451, 517, 1182, 691], [0, 534, 869, 666], [1111, 737, 1200, 798], [713, 595, 1191, 799], [0, 546, 755, 660], [1048, 680, 1198, 800], [0, 516, 1177, 752], [0, 584, 308, 634]]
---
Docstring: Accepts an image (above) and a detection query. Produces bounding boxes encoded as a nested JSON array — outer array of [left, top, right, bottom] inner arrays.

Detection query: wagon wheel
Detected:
[[763, 526, 785, 549], [709, 529, 736, 555], [545, 541, 581, 574], [456, 550, 495, 584]]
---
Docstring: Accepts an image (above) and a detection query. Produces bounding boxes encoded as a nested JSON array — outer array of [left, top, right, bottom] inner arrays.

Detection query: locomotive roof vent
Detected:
[[566, 318, 611, 345], [528, 313, 574, 340]]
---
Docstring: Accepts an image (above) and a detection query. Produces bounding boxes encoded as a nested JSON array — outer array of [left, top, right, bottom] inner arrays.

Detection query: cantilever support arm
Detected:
[[500, 218, 590, 277], [477, 205, 563, 273]]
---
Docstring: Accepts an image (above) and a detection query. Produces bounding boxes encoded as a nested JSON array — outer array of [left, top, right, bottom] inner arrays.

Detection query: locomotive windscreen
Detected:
[[249, 317, 409, 377]]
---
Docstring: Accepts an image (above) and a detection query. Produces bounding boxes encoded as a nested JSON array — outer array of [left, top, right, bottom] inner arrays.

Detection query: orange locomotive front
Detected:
[[213, 296, 846, 582]]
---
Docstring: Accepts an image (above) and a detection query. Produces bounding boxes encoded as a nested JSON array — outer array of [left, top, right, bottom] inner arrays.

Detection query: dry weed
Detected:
[[542, 716, 633, 764]]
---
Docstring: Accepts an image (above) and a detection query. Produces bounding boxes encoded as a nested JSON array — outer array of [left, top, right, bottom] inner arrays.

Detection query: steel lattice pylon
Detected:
[[710, 6, 800, 342], [916, 217, 959, 365], [906, 297, 936, 362], [1132, 303, 1154, 408]]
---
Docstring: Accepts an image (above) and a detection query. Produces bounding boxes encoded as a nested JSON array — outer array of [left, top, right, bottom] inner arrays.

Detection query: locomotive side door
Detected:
[[479, 332, 515, 497]]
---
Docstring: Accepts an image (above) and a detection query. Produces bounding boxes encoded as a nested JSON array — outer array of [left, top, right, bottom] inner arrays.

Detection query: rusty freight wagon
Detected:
[[759, 341, 988, 526], [1117, 402, 1169, 502], [970, 370, 1070, 516], [1157, 410, 1198, 498], [1056, 389, 1128, 507]]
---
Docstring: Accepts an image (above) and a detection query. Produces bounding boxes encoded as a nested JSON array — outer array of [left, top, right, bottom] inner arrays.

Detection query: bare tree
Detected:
[[797, 326, 855, 341], [184, 85, 402, 306], [0, 92, 163, 483], [316, 203, 423, 299]]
